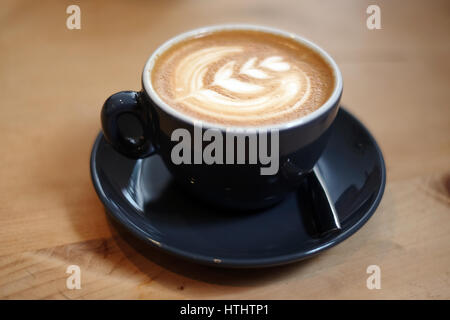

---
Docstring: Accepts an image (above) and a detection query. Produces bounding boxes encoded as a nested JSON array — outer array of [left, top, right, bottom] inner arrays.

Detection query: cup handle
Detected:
[[101, 91, 156, 159]]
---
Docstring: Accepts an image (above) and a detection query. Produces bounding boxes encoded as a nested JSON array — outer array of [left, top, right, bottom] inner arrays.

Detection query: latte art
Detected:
[[175, 48, 310, 114], [152, 30, 334, 126]]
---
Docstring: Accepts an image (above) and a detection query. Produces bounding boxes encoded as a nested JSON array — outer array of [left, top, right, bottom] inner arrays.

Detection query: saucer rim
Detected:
[[90, 107, 386, 268]]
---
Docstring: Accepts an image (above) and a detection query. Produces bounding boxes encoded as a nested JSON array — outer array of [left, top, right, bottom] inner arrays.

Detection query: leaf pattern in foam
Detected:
[[213, 61, 263, 93], [240, 57, 270, 79], [259, 56, 290, 71], [177, 52, 295, 104]]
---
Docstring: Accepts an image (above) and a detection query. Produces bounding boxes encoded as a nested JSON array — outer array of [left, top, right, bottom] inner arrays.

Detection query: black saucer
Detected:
[[90, 108, 386, 268]]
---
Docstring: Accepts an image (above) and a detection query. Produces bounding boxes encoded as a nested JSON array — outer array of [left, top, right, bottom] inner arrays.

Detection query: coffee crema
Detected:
[[151, 30, 335, 126]]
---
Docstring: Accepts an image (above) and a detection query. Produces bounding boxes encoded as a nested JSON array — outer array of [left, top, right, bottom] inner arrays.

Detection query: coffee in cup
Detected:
[[101, 25, 343, 210], [151, 30, 335, 127]]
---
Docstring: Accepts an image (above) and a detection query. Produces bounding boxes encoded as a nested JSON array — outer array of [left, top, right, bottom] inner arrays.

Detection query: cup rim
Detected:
[[142, 24, 343, 131]]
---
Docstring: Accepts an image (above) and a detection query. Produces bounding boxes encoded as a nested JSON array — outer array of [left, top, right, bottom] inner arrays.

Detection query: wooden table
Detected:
[[0, 0, 449, 299]]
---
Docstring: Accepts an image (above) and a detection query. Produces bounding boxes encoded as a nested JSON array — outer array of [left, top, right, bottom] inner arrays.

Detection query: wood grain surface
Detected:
[[0, 0, 449, 299]]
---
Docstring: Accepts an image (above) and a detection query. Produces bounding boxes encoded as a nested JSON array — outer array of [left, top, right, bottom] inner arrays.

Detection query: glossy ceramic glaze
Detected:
[[91, 108, 386, 268], [101, 25, 343, 210]]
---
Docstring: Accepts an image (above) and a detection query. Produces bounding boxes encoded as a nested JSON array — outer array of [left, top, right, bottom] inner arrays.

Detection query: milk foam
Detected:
[[152, 30, 334, 126]]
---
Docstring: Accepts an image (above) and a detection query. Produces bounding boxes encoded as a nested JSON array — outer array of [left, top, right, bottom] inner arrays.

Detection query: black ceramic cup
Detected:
[[101, 25, 343, 210]]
